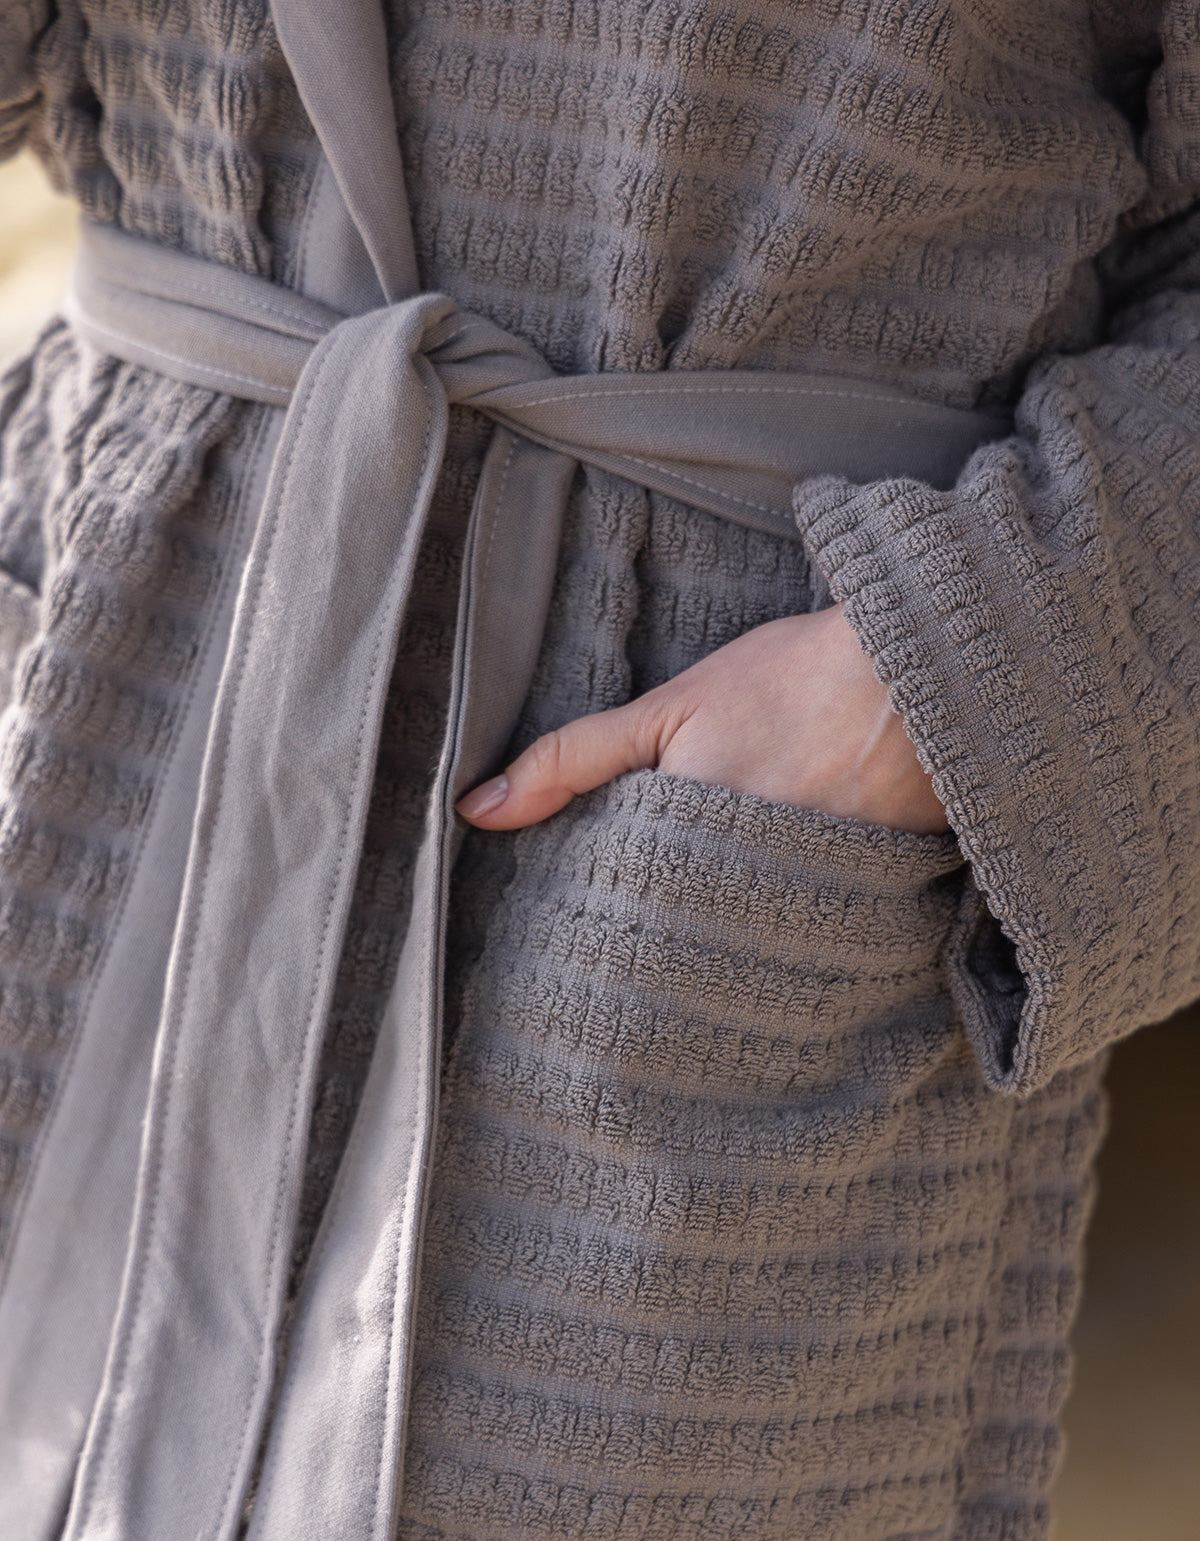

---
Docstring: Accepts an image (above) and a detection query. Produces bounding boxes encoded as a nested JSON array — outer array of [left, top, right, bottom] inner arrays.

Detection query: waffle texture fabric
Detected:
[[1, 2, 1198, 1538]]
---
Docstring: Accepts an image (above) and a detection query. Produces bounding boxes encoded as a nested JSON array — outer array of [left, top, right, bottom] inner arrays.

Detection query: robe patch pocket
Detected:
[[492, 765, 968, 1110], [407, 768, 1033, 1539]]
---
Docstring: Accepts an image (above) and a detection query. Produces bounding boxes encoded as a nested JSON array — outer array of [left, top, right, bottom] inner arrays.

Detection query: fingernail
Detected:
[[456, 773, 508, 820]]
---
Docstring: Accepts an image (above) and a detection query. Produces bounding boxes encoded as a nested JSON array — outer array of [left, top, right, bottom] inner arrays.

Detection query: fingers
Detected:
[[455, 697, 670, 830]]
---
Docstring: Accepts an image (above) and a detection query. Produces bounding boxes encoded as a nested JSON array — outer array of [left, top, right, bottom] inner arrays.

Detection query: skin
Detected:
[[454, 601, 950, 836]]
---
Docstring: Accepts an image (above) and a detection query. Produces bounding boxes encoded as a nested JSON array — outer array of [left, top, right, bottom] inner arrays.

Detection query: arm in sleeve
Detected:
[[792, 2, 1200, 1097], [0, 2, 52, 162]]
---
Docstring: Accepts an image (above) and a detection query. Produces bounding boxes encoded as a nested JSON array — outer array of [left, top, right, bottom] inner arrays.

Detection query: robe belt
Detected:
[[46, 220, 1011, 1540]]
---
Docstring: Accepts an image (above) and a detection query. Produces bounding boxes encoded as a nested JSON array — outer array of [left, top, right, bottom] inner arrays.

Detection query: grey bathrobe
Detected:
[[1, 1, 1199, 1538]]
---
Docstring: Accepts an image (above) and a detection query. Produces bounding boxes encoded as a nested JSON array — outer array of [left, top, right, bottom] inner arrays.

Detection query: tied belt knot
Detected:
[[28, 221, 1010, 1541]]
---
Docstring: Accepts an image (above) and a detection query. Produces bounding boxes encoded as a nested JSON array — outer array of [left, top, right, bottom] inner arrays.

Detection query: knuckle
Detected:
[[632, 690, 687, 760], [626, 703, 664, 759], [527, 729, 566, 784]]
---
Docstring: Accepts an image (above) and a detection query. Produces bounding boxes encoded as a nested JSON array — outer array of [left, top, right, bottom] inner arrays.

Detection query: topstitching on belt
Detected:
[[9, 0, 1025, 1513], [51, 218, 1014, 1541]]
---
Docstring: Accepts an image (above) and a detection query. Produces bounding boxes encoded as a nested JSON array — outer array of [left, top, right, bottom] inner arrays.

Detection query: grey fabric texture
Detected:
[[45, 190, 1004, 1541], [0, 399, 280, 1540], [393, 773, 1107, 1541], [0, 1, 1196, 1538]]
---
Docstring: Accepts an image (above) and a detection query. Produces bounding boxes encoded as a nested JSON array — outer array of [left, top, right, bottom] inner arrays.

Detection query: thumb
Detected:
[[455, 698, 667, 830]]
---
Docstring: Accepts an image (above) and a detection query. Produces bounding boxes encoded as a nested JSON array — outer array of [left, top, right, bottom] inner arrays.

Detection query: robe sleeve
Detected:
[[0, 2, 50, 162], [791, 2, 1200, 1098]]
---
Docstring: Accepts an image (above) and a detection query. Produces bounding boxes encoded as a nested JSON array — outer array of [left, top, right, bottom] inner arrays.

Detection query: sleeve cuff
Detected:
[[792, 462, 1110, 1098]]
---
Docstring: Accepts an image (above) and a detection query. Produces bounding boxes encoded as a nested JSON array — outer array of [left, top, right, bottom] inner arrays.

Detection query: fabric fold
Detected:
[[62, 296, 462, 1540], [42, 212, 1012, 1538], [793, 280, 1200, 1097], [792, 5, 1200, 1102], [2, 1, 1198, 1536]]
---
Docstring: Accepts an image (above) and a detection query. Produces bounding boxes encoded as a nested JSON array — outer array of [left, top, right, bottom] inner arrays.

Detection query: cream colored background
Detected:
[[0, 153, 77, 363], [2, 149, 1198, 1541]]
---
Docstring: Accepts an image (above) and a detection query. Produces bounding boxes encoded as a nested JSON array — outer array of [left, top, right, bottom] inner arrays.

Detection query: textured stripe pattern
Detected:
[[0, 320, 246, 1260], [402, 762, 1106, 1539], [1, 1, 1196, 1535]]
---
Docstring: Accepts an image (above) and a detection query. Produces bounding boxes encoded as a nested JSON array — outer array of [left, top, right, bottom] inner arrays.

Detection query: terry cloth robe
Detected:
[[0, 1, 1198, 1538]]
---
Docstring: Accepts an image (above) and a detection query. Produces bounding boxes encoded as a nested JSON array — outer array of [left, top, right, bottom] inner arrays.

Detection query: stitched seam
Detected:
[[244, 344, 444, 1539], [89, 254, 335, 335], [367, 426, 516, 1540], [0, 402, 273, 1306], [73, 317, 290, 396], [71, 345, 334, 1532], [480, 410, 781, 518], [504, 380, 979, 412], [214, 350, 397, 1534], [291, 150, 326, 303], [427, 320, 490, 363], [246, 1029, 369, 1525], [367, 383, 457, 1541], [478, 434, 520, 612], [605, 448, 776, 514], [217, 628, 391, 1533]]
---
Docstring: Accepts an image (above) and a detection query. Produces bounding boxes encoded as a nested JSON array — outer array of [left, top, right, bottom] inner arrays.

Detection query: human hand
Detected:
[[454, 603, 950, 836]]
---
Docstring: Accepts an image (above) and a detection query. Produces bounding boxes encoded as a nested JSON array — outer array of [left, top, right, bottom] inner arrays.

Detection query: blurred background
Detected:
[[0, 153, 78, 360], [2, 149, 1198, 1541]]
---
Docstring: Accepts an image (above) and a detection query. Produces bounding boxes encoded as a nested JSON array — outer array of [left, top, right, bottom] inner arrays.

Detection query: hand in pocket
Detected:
[[456, 602, 950, 836]]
